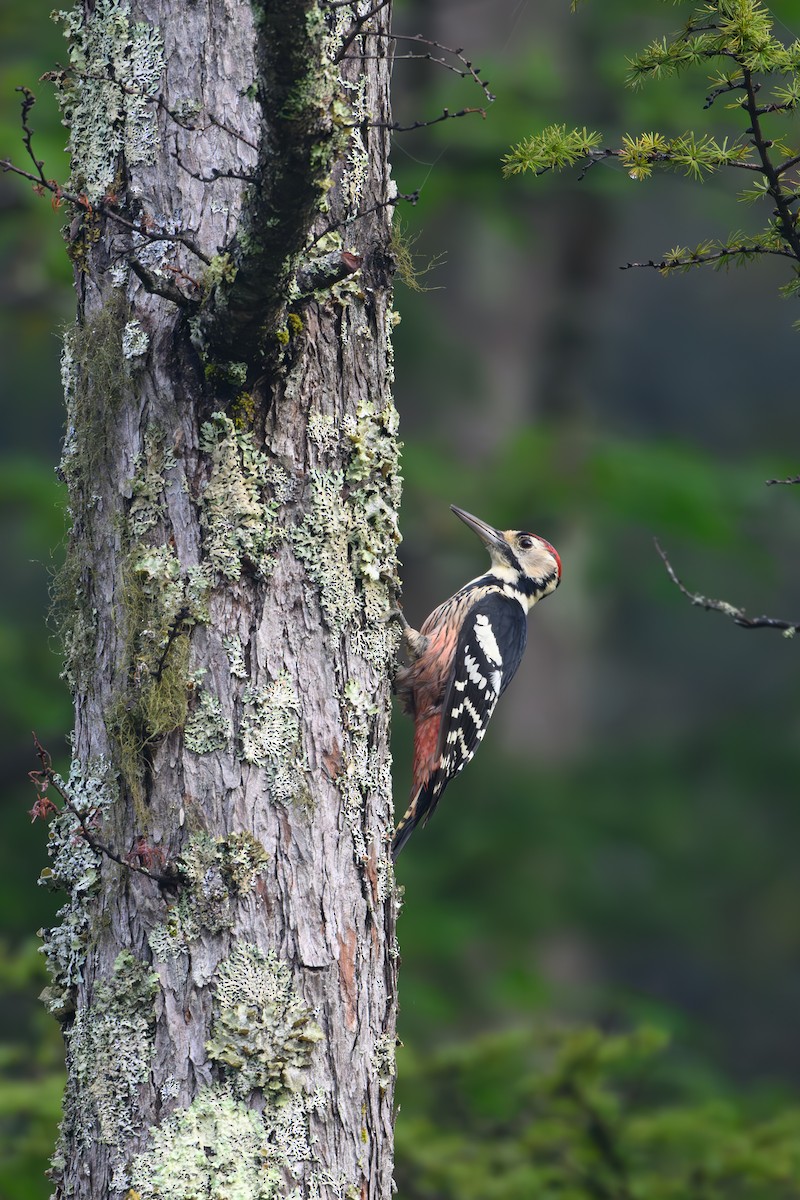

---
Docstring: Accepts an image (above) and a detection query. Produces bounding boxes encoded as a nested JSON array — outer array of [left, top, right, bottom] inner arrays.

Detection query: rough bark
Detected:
[[43, 2, 400, 1198]]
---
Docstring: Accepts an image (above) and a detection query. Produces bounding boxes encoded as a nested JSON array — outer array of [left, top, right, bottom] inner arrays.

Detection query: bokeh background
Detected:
[[4, 0, 800, 1195]]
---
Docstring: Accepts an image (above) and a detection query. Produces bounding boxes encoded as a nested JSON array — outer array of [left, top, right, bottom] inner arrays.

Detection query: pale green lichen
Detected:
[[307, 411, 337, 456], [128, 428, 176, 538], [53, 950, 158, 1192], [38, 758, 116, 1019], [149, 833, 268, 960], [339, 680, 391, 861], [344, 399, 402, 625], [223, 633, 249, 679], [184, 688, 233, 755], [293, 469, 360, 635], [53, 0, 164, 202], [240, 672, 309, 803], [339, 73, 369, 219], [199, 413, 286, 580], [128, 1088, 282, 1200], [207, 943, 323, 1099], [374, 851, 394, 902], [372, 1033, 396, 1092], [122, 318, 150, 361], [293, 395, 402, 670], [129, 1084, 335, 1200]]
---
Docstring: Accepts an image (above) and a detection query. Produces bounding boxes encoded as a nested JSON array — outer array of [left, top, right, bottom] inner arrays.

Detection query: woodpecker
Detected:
[[392, 505, 561, 859]]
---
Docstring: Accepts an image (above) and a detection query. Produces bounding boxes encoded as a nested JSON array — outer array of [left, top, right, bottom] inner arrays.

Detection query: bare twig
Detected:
[[207, 112, 259, 152], [175, 150, 256, 184], [334, 0, 391, 63], [305, 188, 419, 251], [29, 735, 176, 885], [15, 86, 48, 185], [766, 474, 800, 485], [654, 540, 800, 636], [360, 32, 496, 105], [1, 154, 213, 264], [369, 106, 486, 134]]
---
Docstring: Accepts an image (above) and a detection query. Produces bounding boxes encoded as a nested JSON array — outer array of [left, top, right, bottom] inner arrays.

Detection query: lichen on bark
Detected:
[[199, 413, 289, 581], [206, 942, 323, 1098], [41, 0, 400, 1195], [54, 951, 158, 1193], [149, 833, 269, 960], [52, 0, 164, 202]]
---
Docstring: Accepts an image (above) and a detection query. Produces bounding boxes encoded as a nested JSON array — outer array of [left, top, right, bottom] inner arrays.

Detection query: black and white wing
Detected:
[[426, 592, 527, 821]]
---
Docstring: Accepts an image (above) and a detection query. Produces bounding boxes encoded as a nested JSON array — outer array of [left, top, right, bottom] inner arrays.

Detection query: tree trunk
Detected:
[[42, 2, 400, 1197]]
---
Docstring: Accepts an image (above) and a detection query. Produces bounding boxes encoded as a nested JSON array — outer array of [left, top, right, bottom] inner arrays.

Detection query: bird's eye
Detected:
[[518, 535, 533, 549]]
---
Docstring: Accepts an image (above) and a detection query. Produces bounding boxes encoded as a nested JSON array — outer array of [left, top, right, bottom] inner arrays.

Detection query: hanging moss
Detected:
[[52, 295, 131, 690], [106, 545, 194, 815]]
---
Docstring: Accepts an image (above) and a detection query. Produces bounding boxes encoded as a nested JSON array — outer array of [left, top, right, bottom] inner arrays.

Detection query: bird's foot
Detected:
[[380, 603, 411, 631]]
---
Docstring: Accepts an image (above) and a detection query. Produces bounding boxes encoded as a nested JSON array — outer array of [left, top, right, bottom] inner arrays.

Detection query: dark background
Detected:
[[3, 0, 800, 1195]]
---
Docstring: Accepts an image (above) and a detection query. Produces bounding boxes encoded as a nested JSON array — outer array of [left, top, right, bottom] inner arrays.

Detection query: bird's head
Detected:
[[451, 505, 561, 605]]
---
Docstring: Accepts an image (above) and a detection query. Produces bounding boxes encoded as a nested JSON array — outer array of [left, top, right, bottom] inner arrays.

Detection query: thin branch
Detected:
[[754, 101, 797, 117], [207, 112, 259, 153], [15, 86, 48, 184], [334, 0, 391, 63], [175, 150, 256, 184], [1, 155, 212, 264], [577, 148, 618, 180], [295, 248, 362, 294], [304, 188, 418, 251], [363, 32, 496, 104], [369, 106, 486, 133], [655, 540, 800, 636], [777, 152, 800, 177], [342, 49, 490, 90], [741, 66, 800, 260], [29, 735, 176, 885], [621, 243, 795, 271], [766, 474, 800, 485], [704, 77, 746, 109]]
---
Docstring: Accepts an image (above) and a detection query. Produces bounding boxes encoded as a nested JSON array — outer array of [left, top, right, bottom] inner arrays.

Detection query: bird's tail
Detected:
[[391, 797, 419, 860], [392, 781, 439, 860]]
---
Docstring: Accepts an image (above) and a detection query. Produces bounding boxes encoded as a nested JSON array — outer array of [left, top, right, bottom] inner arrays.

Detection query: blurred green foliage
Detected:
[[0, 942, 65, 1200], [396, 1025, 800, 1199]]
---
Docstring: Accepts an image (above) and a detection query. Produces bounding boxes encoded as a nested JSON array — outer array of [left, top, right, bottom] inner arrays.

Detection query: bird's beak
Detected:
[[450, 505, 505, 552]]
